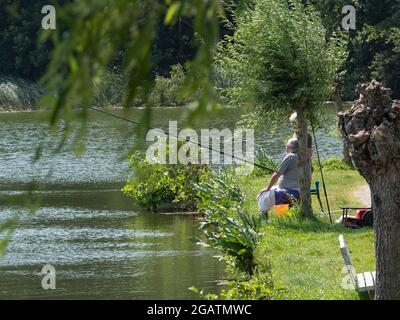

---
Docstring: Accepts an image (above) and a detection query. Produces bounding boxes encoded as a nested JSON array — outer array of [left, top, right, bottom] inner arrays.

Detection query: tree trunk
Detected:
[[296, 110, 313, 218], [334, 76, 352, 166], [342, 136, 353, 166], [371, 177, 400, 299], [339, 80, 400, 300]]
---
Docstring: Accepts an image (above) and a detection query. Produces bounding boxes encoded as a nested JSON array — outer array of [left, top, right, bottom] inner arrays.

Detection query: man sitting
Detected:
[[257, 138, 300, 217]]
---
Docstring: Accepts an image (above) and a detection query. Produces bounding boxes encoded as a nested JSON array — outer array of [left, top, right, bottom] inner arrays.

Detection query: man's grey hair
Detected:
[[289, 112, 298, 124], [286, 138, 299, 153]]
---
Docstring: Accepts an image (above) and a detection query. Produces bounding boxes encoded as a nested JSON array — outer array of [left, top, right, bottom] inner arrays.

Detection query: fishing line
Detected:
[[311, 123, 333, 224], [92, 107, 332, 219], [3, 78, 333, 216], [89, 106, 276, 173], [0, 76, 276, 172]]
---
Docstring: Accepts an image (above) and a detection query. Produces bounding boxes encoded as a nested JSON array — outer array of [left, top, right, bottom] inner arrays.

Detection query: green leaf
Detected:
[[165, 2, 181, 25]]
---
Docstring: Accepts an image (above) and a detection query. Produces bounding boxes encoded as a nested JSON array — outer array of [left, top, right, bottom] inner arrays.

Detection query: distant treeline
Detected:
[[1, 0, 399, 101]]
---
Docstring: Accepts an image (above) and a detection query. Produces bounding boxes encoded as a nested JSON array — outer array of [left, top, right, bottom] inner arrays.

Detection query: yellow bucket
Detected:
[[274, 204, 290, 217]]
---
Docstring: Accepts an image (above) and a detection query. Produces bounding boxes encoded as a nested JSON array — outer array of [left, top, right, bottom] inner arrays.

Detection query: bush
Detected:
[[122, 152, 209, 211], [252, 148, 278, 177], [94, 64, 199, 108], [220, 272, 284, 300], [196, 171, 264, 275], [193, 171, 283, 300], [0, 76, 42, 110], [190, 271, 285, 300], [0, 65, 196, 110], [313, 157, 354, 172], [93, 68, 125, 106], [149, 64, 197, 107]]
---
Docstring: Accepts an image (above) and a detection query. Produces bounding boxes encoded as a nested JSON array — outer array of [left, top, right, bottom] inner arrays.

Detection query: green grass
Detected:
[[237, 169, 375, 300]]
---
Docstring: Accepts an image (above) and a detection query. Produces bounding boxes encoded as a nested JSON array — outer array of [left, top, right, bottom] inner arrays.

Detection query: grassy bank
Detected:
[[237, 168, 375, 300]]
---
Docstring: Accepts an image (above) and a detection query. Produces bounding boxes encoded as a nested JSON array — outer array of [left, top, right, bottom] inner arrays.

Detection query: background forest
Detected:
[[1, 0, 399, 102]]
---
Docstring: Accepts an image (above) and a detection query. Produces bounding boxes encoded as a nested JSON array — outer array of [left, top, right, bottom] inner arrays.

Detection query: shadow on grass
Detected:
[[265, 213, 373, 236]]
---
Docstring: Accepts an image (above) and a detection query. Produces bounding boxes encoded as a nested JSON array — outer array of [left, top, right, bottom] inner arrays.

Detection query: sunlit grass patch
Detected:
[[237, 166, 374, 300]]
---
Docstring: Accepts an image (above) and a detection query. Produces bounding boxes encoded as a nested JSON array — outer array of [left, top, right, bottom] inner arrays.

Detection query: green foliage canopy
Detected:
[[215, 0, 347, 118]]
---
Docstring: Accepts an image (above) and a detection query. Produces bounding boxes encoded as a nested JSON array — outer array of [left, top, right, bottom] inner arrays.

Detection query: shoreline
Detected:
[[0, 104, 184, 114], [0, 107, 34, 113], [0, 101, 353, 114]]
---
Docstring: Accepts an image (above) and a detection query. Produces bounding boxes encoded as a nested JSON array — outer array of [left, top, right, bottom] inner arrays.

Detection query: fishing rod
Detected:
[[0, 76, 275, 173], [90, 107, 333, 221], [2, 77, 333, 220], [92, 107, 333, 221], [311, 123, 333, 224], [89, 106, 276, 173]]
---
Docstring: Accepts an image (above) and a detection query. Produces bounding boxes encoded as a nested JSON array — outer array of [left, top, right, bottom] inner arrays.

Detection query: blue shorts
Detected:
[[274, 189, 300, 205]]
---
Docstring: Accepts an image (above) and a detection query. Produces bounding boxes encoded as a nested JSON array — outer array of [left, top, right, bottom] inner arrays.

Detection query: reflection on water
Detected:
[[0, 107, 341, 299], [0, 190, 225, 299]]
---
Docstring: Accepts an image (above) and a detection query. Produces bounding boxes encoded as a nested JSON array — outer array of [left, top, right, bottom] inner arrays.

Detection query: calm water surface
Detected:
[[0, 107, 341, 299]]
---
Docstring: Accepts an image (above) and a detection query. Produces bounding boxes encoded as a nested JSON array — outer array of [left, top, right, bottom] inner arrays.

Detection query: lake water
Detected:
[[0, 106, 341, 299]]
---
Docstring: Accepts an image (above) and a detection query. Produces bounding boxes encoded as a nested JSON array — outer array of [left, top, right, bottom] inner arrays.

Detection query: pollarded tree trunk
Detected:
[[296, 109, 313, 218], [370, 175, 400, 299], [339, 80, 400, 300], [334, 76, 352, 166]]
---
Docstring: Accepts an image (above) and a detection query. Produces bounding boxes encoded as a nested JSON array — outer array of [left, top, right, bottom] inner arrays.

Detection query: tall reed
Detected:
[[0, 76, 43, 110]]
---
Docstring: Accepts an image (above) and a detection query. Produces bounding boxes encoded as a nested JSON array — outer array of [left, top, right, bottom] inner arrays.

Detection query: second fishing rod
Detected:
[[89, 106, 276, 173]]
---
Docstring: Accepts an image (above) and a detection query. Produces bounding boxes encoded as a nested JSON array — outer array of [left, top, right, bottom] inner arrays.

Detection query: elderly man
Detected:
[[257, 138, 301, 216], [260, 138, 300, 193]]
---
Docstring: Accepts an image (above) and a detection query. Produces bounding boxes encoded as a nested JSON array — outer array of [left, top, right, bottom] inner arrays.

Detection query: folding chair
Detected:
[[310, 181, 324, 211]]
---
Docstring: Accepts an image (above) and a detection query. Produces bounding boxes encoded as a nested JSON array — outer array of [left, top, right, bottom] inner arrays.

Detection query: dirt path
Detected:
[[353, 184, 371, 207]]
